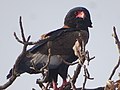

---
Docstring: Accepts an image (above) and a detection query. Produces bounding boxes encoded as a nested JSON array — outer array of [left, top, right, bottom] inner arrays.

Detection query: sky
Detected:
[[0, 0, 120, 90]]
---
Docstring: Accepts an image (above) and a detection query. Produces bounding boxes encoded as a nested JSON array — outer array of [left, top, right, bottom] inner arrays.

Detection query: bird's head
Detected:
[[64, 7, 92, 29]]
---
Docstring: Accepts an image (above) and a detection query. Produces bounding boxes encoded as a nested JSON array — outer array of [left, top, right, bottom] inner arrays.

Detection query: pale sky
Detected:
[[0, 0, 120, 90]]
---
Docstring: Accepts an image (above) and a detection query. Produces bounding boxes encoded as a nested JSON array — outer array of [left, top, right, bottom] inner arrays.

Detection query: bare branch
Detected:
[[62, 60, 79, 66], [72, 62, 83, 85], [14, 32, 24, 44], [109, 56, 120, 80], [0, 75, 17, 90], [0, 16, 40, 90], [108, 26, 120, 80], [82, 65, 94, 90], [35, 43, 53, 90], [64, 38, 95, 90], [72, 38, 86, 85], [14, 16, 40, 46], [40, 48, 51, 72], [85, 51, 95, 65], [27, 35, 31, 42], [67, 74, 76, 90], [82, 66, 87, 90], [19, 16, 26, 42], [112, 26, 120, 53], [36, 79, 46, 90]]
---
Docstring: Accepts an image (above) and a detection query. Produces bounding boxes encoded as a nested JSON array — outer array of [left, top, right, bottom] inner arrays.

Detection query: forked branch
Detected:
[[0, 16, 38, 90]]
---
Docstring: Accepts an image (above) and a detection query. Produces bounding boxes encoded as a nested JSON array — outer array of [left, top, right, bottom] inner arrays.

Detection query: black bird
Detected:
[[7, 7, 92, 90]]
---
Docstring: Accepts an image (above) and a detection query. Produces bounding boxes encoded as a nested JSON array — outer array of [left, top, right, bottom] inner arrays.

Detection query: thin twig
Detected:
[[40, 48, 51, 72], [72, 57, 85, 84], [72, 38, 86, 85], [82, 65, 87, 90], [109, 56, 120, 80], [45, 82, 50, 90], [36, 79, 46, 90], [108, 26, 120, 80], [68, 74, 76, 90], [82, 65, 94, 90], [112, 26, 120, 53], [86, 51, 95, 65], [19, 16, 26, 42], [14, 32, 24, 44], [62, 60, 79, 66], [14, 32, 40, 45], [36, 42, 52, 90]]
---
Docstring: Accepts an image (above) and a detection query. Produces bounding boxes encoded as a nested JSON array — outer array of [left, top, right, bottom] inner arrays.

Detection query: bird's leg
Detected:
[[59, 79, 69, 90], [52, 80, 59, 90], [62, 80, 67, 86]]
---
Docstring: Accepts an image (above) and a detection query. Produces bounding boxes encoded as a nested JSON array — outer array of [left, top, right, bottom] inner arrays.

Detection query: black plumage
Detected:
[[7, 7, 92, 90]]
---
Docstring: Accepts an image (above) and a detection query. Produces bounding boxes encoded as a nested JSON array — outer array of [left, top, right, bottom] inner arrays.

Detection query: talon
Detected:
[[59, 80, 68, 90], [52, 81, 59, 90]]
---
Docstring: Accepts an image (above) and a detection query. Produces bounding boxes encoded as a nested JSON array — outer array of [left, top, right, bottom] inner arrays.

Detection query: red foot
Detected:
[[59, 80, 68, 90], [59, 86, 64, 90], [54, 88, 59, 90], [52, 81, 59, 90]]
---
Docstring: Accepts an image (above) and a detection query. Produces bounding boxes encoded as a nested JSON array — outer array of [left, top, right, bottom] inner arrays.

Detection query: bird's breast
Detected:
[[49, 30, 89, 55]]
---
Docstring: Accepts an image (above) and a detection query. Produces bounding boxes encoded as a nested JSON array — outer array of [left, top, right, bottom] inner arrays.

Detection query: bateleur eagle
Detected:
[[7, 7, 92, 90]]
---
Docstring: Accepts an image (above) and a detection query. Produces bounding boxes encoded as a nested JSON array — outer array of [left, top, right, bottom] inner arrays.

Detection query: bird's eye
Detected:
[[74, 11, 78, 16]]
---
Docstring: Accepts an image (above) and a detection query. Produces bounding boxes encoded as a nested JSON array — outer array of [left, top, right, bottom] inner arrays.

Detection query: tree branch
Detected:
[[62, 60, 79, 66], [108, 26, 120, 80], [0, 16, 39, 90], [0, 75, 17, 90], [19, 16, 26, 42], [109, 57, 120, 80], [112, 26, 120, 53], [82, 65, 94, 90], [72, 39, 86, 85]]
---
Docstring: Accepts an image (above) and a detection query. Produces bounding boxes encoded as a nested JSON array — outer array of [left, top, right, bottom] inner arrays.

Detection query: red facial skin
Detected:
[[76, 11, 85, 18]]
